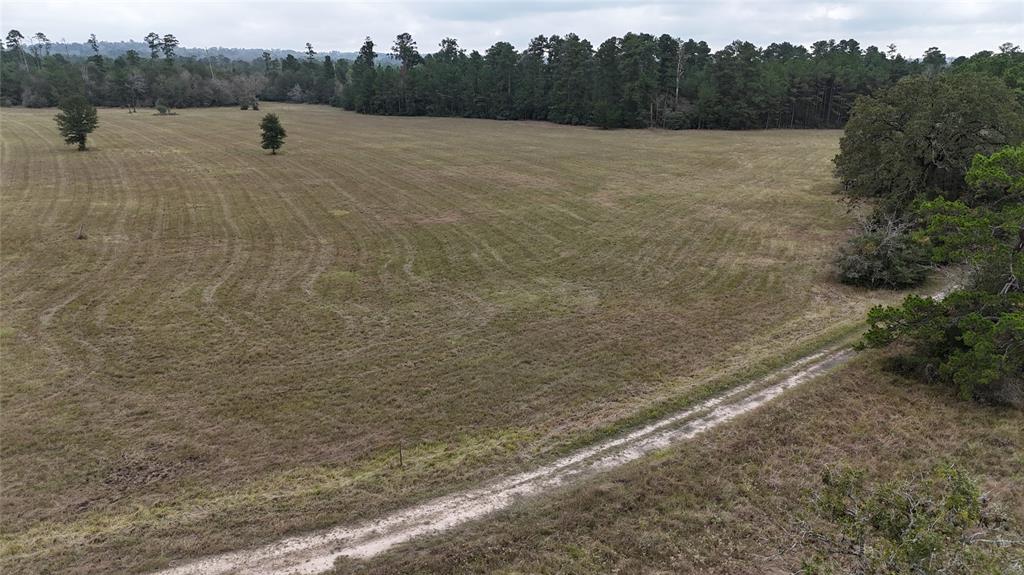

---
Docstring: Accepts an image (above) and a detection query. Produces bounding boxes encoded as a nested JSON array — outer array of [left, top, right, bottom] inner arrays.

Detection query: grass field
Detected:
[[333, 354, 1024, 574], [2, 103, 901, 573]]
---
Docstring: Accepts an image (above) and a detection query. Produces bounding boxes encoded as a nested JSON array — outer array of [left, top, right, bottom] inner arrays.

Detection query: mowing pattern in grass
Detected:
[[334, 356, 1024, 575], [2, 104, 889, 573]]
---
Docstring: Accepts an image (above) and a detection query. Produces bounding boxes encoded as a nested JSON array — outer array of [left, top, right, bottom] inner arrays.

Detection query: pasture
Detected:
[[2, 104, 894, 573], [337, 356, 1024, 574]]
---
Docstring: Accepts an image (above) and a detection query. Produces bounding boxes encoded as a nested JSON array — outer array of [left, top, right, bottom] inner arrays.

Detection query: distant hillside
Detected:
[[46, 40, 398, 63]]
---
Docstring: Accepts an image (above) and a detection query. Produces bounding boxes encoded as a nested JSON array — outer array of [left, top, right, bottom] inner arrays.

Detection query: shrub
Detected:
[[240, 103, 249, 110], [863, 292, 1023, 406], [835, 216, 930, 288], [156, 102, 169, 115], [592, 101, 622, 130], [662, 111, 690, 130], [21, 88, 49, 108], [801, 464, 1011, 574]]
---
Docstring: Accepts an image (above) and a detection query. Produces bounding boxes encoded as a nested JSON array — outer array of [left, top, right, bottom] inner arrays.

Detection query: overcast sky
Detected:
[[1, 0, 1020, 58]]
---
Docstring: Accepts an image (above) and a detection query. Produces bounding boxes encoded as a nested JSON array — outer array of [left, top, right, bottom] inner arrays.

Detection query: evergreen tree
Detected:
[[160, 34, 178, 60], [391, 32, 421, 114], [548, 33, 592, 124], [484, 41, 517, 118], [593, 37, 623, 129], [143, 32, 161, 59], [5, 29, 25, 51], [921, 46, 946, 75], [515, 35, 548, 119], [259, 112, 286, 154], [55, 95, 98, 150], [618, 33, 658, 127], [347, 37, 377, 113]]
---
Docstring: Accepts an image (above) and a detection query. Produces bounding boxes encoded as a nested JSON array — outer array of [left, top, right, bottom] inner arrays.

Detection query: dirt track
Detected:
[[153, 347, 853, 575]]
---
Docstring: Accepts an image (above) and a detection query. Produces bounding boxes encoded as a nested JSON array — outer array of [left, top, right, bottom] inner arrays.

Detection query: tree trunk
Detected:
[[675, 44, 683, 107], [826, 81, 834, 127]]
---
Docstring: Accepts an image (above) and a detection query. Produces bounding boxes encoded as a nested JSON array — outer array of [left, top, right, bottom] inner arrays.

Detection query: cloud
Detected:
[[801, 4, 859, 22], [0, 0, 1018, 57]]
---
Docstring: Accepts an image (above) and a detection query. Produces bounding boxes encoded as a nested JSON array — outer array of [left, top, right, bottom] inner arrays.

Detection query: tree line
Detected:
[[4, 28, 1021, 130], [339, 34, 947, 129], [831, 68, 1023, 407], [1, 30, 348, 110]]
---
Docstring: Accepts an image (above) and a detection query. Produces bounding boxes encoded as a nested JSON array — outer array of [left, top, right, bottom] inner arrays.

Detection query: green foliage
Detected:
[[964, 143, 1024, 206], [831, 72, 1024, 299], [858, 146, 1024, 406], [861, 291, 1023, 404], [54, 95, 98, 150], [662, 110, 689, 130], [259, 112, 286, 154], [834, 73, 1024, 212], [4, 29, 1020, 135], [333, 34, 944, 129], [914, 198, 1024, 292], [950, 43, 1024, 106], [344, 37, 377, 113], [802, 464, 1009, 574], [835, 216, 930, 288]]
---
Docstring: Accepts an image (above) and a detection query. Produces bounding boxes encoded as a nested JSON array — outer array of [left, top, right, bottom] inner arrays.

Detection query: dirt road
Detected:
[[154, 347, 854, 575]]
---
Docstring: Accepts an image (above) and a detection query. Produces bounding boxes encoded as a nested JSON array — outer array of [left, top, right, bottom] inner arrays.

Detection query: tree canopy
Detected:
[[834, 73, 1024, 212]]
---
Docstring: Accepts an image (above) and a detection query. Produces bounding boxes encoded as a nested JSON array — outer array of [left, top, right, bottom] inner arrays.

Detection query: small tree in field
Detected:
[[55, 96, 98, 151], [259, 113, 286, 154]]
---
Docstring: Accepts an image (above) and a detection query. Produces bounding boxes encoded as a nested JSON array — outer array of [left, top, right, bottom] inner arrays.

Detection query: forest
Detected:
[[3, 28, 1021, 129]]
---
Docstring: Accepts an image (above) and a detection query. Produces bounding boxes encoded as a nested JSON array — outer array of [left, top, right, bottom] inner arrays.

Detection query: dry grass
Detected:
[[336, 355, 1024, 574], [2, 104, 899, 573]]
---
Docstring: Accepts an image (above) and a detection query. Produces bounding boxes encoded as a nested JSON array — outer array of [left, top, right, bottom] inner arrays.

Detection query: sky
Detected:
[[1, 0, 1021, 58]]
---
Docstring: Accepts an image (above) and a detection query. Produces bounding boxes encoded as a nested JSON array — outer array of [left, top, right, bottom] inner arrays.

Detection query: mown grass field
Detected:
[[2, 103, 900, 573], [336, 355, 1024, 574]]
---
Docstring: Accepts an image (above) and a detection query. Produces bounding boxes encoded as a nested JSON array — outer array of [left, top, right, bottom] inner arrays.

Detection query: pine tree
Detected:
[[349, 37, 377, 113], [55, 95, 98, 150], [259, 113, 286, 154], [144, 32, 162, 59], [161, 34, 178, 60]]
